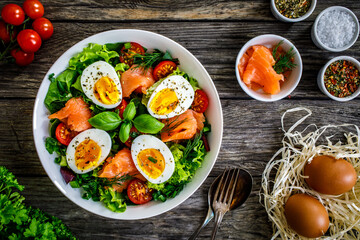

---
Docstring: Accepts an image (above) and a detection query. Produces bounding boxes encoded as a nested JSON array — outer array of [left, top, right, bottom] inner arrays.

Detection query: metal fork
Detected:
[[211, 168, 240, 240]]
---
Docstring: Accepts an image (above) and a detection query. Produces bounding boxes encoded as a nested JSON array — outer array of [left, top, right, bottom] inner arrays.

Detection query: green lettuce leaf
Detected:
[[99, 187, 127, 213]]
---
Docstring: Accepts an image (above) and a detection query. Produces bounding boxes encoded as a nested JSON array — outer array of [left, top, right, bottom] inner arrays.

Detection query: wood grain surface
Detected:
[[1, 0, 360, 239]]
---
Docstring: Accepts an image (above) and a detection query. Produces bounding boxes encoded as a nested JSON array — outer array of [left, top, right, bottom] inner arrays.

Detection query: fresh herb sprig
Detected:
[[272, 40, 297, 74], [182, 131, 203, 161], [133, 49, 178, 70]]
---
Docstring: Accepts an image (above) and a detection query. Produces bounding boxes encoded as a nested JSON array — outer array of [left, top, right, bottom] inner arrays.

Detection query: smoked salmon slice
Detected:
[[161, 110, 205, 142], [48, 97, 92, 132], [239, 45, 284, 95], [120, 65, 155, 98], [98, 148, 145, 192]]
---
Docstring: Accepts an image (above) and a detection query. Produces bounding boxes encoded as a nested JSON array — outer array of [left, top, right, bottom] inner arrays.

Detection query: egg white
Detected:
[[66, 129, 111, 174], [147, 75, 194, 119], [131, 135, 175, 184], [81, 61, 122, 109]]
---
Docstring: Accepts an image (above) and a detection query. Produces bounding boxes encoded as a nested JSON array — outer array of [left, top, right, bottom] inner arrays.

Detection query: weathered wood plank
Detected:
[[20, 175, 272, 240], [1, 22, 359, 99], [0, 0, 359, 21]]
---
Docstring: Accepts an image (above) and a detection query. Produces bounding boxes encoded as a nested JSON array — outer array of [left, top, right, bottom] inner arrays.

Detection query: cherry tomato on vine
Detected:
[[10, 49, 34, 66], [23, 0, 44, 19], [17, 29, 42, 53], [119, 42, 145, 66], [55, 123, 74, 146], [127, 179, 152, 205], [116, 99, 128, 119], [153, 60, 177, 81], [1, 4, 25, 26], [0, 20, 16, 44], [191, 89, 209, 113], [32, 17, 53, 40]]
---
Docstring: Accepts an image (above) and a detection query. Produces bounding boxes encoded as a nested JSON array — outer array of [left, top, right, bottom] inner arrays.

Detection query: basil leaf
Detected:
[[133, 114, 164, 134], [123, 102, 136, 121], [119, 122, 132, 143], [88, 112, 122, 131]]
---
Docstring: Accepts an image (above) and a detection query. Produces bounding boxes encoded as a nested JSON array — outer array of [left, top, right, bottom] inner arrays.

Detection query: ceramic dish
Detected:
[[311, 6, 359, 52], [235, 34, 303, 102], [317, 56, 360, 101], [33, 29, 223, 220], [270, 0, 317, 22]]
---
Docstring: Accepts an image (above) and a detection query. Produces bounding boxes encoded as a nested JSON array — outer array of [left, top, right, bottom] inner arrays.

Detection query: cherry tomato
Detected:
[[10, 49, 34, 66], [55, 123, 74, 146], [17, 29, 42, 53], [32, 17, 53, 40], [153, 60, 177, 81], [191, 89, 209, 113], [127, 179, 152, 205], [1, 4, 25, 26], [119, 42, 145, 66], [124, 126, 139, 148], [116, 99, 128, 119], [0, 20, 16, 44], [23, 0, 44, 19]]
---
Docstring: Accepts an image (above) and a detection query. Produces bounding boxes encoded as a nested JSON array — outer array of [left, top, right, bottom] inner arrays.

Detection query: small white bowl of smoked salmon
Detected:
[[235, 34, 303, 102]]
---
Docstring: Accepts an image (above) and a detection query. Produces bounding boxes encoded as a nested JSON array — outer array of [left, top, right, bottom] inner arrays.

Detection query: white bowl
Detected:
[[317, 56, 360, 101], [270, 0, 317, 22], [235, 34, 303, 102], [32, 29, 223, 220], [311, 6, 359, 52]]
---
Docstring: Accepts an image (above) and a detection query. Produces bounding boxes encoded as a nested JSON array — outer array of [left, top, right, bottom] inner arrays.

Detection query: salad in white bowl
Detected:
[[33, 30, 223, 219]]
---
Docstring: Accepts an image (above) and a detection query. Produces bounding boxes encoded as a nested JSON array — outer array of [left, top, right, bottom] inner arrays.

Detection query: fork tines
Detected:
[[213, 168, 241, 207]]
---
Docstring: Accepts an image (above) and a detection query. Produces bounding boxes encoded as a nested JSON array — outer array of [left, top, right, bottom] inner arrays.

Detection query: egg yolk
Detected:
[[94, 76, 119, 105], [75, 139, 102, 170], [149, 88, 179, 115], [137, 148, 165, 179]]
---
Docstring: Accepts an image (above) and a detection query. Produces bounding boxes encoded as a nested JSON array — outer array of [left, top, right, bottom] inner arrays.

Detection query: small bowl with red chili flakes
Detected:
[[317, 56, 360, 101]]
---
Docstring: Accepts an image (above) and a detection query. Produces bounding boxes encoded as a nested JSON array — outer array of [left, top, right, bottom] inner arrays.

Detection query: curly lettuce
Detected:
[[148, 134, 206, 202]]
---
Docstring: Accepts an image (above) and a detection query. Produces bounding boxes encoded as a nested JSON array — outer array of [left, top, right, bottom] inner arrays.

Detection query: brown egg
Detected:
[[304, 155, 357, 195], [285, 194, 329, 238]]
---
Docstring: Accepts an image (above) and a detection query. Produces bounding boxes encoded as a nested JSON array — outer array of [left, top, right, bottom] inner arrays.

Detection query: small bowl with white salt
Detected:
[[311, 6, 359, 52]]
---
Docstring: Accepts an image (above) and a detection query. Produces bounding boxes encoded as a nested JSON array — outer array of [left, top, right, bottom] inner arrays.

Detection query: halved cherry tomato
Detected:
[[153, 60, 177, 81], [124, 126, 139, 148], [23, 0, 44, 20], [17, 29, 42, 53], [11, 49, 34, 66], [116, 99, 128, 119], [32, 17, 53, 40], [119, 42, 144, 66], [55, 123, 74, 146], [1, 4, 25, 26], [191, 89, 209, 113], [127, 179, 152, 205], [0, 20, 16, 44]]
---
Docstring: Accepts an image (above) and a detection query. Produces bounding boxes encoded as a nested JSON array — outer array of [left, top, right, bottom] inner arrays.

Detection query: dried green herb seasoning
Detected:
[[324, 60, 360, 98], [275, 0, 311, 19]]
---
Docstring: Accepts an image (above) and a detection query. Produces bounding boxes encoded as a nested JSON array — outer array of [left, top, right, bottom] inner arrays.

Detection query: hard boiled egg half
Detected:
[[131, 135, 175, 184], [147, 75, 194, 119], [66, 129, 111, 174], [81, 61, 122, 109]]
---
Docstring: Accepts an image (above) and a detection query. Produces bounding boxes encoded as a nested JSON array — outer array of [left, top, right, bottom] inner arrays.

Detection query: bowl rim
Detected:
[[235, 34, 303, 102], [270, 0, 317, 22], [318, 56, 360, 101], [32, 29, 223, 220], [312, 6, 360, 52]]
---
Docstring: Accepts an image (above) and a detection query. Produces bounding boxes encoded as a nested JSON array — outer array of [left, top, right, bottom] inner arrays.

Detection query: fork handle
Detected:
[[211, 211, 225, 240], [188, 207, 214, 240]]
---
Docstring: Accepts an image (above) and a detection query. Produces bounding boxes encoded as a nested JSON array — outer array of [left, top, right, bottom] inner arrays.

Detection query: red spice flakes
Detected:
[[324, 60, 360, 98]]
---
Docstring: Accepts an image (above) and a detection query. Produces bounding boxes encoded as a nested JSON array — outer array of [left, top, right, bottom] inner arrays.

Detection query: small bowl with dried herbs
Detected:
[[235, 34, 302, 102], [317, 56, 360, 101], [271, 0, 317, 22]]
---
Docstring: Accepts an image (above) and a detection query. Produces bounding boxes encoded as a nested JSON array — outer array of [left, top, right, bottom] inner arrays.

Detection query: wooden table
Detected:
[[1, 0, 360, 239]]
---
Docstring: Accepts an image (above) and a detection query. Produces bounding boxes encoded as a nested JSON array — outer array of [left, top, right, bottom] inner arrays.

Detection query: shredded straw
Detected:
[[261, 107, 360, 239]]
